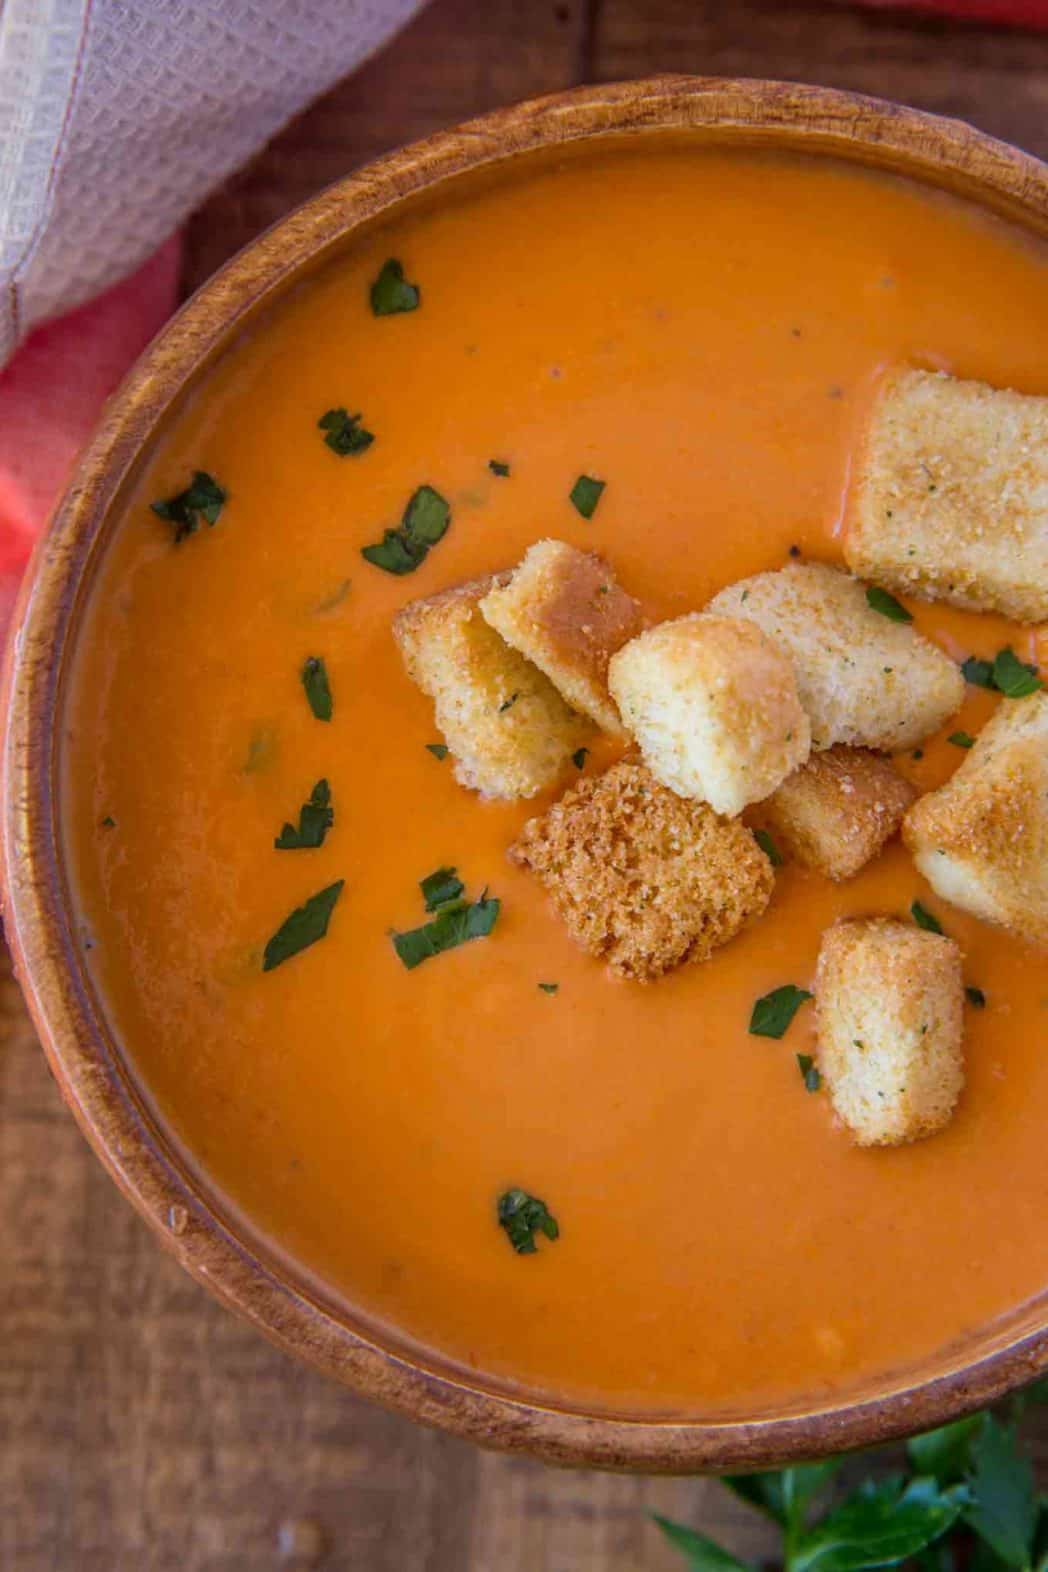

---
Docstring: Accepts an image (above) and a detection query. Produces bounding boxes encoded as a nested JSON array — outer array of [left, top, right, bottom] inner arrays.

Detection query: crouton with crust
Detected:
[[903, 690, 1048, 947], [607, 614, 811, 815], [707, 561, 964, 751], [815, 918, 965, 1146], [509, 761, 774, 981], [479, 540, 643, 735], [393, 574, 593, 800], [847, 368, 1048, 623], [762, 746, 916, 881]]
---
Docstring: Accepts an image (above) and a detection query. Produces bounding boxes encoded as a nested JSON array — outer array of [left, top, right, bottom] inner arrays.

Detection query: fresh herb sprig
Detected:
[[274, 779, 333, 850], [151, 471, 226, 542], [497, 1189, 559, 1255], [362, 484, 451, 575], [962, 648, 1043, 699], [392, 870, 500, 970], [318, 408, 373, 456]]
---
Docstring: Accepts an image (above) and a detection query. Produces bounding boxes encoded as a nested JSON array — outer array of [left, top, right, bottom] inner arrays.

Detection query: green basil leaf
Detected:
[[907, 1414, 985, 1484], [318, 407, 374, 456], [301, 656, 333, 722], [361, 528, 427, 575], [274, 779, 333, 850], [866, 585, 913, 622], [651, 1515, 753, 1572], [993, 648, 1043, 700], [791, 1477, 967, 1572], [403, 484, 451, 546], [911, 900, 944, 935], [755, 828, 784, 867], [393, 892, 500, 970], [961, 656, 995, 690], [420, 866, 465, 912], [151, 470, 226, 542], [262, 880, 344, 971], [749, 984, 813, 1039], [966, 1418, 1038, 1569], [569, 474, 605, 519], [370, 257, 420, 315], [497, 1188, 559, 1255]]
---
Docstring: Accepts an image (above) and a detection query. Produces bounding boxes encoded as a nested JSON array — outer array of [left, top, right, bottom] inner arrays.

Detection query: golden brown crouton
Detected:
[[815, 918, 965, 1146], [762, 746, 917, 881], [393, 575, 593, 800], [847, 368, 1048, 623], [607, 614, 811, 815], [707, 561, 964, 751], [479, 539, 643, 734], [508, 761, 774, 981], [903, 690, 1048, 947]]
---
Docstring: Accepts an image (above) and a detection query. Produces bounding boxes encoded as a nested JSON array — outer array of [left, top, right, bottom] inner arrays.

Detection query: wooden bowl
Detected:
[[4, 77, 1047, 1473]]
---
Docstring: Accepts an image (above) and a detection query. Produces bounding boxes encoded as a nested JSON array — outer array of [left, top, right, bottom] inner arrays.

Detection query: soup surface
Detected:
[[63, 144, 1048, 1416]]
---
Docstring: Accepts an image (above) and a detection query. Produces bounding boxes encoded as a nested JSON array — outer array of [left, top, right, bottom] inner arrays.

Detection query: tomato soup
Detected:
[[61, 145, 1048, 1417]]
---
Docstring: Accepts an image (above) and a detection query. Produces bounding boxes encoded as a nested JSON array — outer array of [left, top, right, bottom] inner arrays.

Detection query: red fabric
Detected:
[[0, 238, 181, 634]]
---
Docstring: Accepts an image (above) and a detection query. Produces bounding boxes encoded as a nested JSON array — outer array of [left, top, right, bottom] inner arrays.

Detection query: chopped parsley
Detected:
[[100, 815, 116, 830], [961, 655, 995, 690], [962, 648, 1042, 697], [497, 1188, 559, 1255], [301, 656, 333, 721], [318, 408, 374, 456], [262, 880, 344, 971], [425, 742, 449, 761], [866, 584, 913, 623], [489, 459, 511, 477], [797, 1053, 822, 1092], [749, 984, 813, 1039], [754, 828, 784, 868], [966, 985, 987, 1008], [569, 474, 605, 519], [912, 899, 945, 935], [419, 866, 465, 912], [499, 692, 520, 713], [151, 471, 226, 543], [538, 982, 559, 995], [572, 748, 589, 770], [275, 779, 333, 850], [948, 731, 976, 749], [370, 257, 420, 315], [361, 484, 451, 575]]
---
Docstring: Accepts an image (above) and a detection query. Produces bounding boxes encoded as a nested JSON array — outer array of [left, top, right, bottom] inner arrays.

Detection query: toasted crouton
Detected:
[[762, 746, 917, 881], [903, 690, 1048, 947], [607, 615, 811, 814], [509, 761, 774, 981], [707, 562, 964, 751], [479, 540, 643, 735], [847, 368, 1048, 623], [393, 575, 593, 800], [815, 918, 965, 1146]]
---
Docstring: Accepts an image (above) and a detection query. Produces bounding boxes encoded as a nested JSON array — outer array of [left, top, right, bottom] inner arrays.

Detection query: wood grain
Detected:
[[7, 0, 1048, 1565]]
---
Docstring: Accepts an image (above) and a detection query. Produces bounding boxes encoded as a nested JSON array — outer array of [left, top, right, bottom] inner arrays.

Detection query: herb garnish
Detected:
[[301, 656, 333, 721], [749, 984, 813, 1039], [425, 742, 449, 761], [419, 866, 465, 912], [569, 474, 605, 519], [572, 748, 589, 770], [318, 408, 374, 456], [370, 258, 420, 315], [796, 1053, 821, 1092], [262, 880, 344, 971], [962, 648, 1042, 697], [361, 484, 451, 575], [912, 899, 945, 935], [866, 585, 913, 623], [538, 982, 559, 995], [100, 815, 116, 830], [275, 779, 333, 850], [497, 1189, 559, 1255], [489, 459, 511, 477], [755, 828, 784, 868], [962, 655, 995, 689], [151, 471, 226, 543], [499, 692, 519, 713], [948, 731, 975, 749], [966, 985, 987, 1008]]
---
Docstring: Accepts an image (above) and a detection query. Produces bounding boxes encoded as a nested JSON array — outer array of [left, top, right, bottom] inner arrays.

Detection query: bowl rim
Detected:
[[4, 74, 1048, 1473]]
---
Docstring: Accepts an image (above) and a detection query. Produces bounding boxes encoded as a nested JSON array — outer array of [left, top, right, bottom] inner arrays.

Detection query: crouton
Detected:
[[509, 761, 774, 981], [903, 690, 1048, 947], [393, 574, 593, 800], [815, 918, 965, 1146], [479, 539, 643, 734], [607, 615, 811, 814], [706, 562, 964, 751], [762, 746, 917, 881], [847, 368, 1048, 623]]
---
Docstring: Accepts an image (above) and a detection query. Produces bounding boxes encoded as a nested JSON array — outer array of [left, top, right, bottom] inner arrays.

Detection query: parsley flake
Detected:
[[263, 880, 344, 971], [569, 474, 605, 519], [572, 748, 589, 770], [275, 779, 333, 850], [912, 899, 944, 935], [318, 408, 374, 456], [419, 866, 465, 912], [151, 471, 226, 543], [489, 459, 511, 477], [370, 258, 420, 315], [961, 655, 995, 689], [362, 484, 451, 575], [393, 889, 500, 970], [993, 646, 1042, 699], [966, 985, 987, 1008], [797, 1053, 822, 1092], [301, 656, 333, 721], [749, 984, 813, 1039], [426, 742, 449, 761], [100, 815, 116, 830], [755, 828, 784, 868], [538, 982, 559, 995], [866, 585, 913, 623], [948, 731, 975, 749], [497, 1188, 559, 1255]]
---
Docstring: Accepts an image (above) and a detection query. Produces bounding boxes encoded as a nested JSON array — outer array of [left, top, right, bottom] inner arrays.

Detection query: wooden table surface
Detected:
[[5, 3, 1048, 1567]]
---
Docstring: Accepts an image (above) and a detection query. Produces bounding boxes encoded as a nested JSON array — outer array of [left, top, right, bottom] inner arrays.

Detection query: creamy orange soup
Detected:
[[62, 145, 1048, 1417]]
